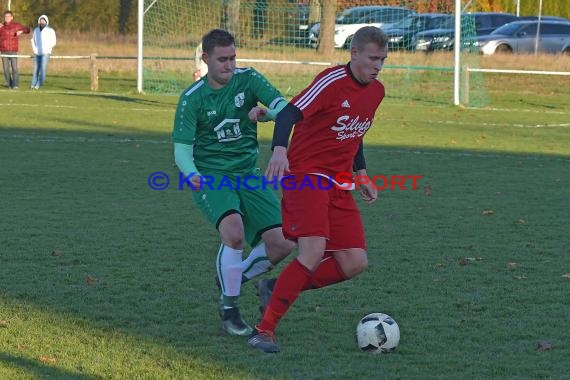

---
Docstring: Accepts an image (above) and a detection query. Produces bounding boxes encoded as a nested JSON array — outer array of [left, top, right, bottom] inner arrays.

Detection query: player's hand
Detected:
[[360, 182, 378, 204], [266, 146, 289, 180], [189, 175, 202, 191], [248, 106, 268, 122]]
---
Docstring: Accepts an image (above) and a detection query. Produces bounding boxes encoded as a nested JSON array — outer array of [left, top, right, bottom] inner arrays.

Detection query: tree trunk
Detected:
[[119, 0, 132, 35], [317, 0, 336, 55], [222, 0, 241, 41]]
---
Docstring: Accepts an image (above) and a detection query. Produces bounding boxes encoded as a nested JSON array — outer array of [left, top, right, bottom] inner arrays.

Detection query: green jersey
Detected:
[[172, 67, 284, 175]]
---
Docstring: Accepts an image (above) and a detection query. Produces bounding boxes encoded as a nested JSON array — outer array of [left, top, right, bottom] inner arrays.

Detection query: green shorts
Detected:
[[191, 170, 282, 247]]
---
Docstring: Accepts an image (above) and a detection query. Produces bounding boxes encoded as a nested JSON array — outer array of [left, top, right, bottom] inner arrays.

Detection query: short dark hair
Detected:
[[202, 29, 235, 55], [351, 26, 388, 51], [4, 10, 13, 16]]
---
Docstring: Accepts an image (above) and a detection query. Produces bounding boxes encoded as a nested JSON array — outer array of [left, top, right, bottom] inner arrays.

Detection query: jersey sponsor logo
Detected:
[[207, 110, 217, 117], [341, 99, 351, 108], [331, 115, 372, 141], [234, 92, 245, 108], [214, 118, 242, 142]]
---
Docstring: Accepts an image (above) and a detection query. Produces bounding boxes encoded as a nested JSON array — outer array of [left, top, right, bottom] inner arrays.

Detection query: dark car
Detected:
[[518, 15, 568, 22], [477, 20, 570, 54], [383, 13, 454, 50], [413, 12, 518, 51]]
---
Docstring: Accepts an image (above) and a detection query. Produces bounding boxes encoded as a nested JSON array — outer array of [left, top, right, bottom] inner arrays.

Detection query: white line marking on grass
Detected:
[[465, 106, 570, 116], [2, 102, 171, 113], [1, 134, 568, 162], [0, 103, 77, 109], [382, 119, 570, 129]]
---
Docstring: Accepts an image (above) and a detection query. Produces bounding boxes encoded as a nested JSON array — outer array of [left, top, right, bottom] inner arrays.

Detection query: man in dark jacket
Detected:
[[0, 10, 30, 89]]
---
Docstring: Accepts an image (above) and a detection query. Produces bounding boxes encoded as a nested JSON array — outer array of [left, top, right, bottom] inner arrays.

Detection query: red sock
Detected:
[[257, 259, 311, 333], [303, 256, 348, 290]]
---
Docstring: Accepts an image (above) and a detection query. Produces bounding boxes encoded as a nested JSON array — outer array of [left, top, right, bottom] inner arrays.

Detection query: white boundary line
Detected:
[[467, 68, 570, 76], [3, 99, 569, 118], [1, 134, 568, 162]]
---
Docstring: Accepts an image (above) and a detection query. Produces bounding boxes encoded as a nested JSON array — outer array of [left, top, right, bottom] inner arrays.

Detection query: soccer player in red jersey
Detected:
[[247, 26, 389, 353]]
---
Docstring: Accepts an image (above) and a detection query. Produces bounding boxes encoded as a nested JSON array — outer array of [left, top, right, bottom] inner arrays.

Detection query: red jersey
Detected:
[[0, 22, 30, 52], [288, 64, 385, 177]]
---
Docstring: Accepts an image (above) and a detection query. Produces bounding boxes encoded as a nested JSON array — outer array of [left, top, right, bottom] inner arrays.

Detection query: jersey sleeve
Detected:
[[172, 92, 198, 145], [289, 66, 345, 121], [248, 68, 285, 110]]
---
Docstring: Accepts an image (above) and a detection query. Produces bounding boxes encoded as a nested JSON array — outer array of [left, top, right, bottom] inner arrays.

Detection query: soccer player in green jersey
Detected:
[[172, 29, 295, 336]]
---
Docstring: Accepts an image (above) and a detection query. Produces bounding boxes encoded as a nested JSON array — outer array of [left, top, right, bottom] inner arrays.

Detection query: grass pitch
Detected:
[[0, 73, 569, 379]]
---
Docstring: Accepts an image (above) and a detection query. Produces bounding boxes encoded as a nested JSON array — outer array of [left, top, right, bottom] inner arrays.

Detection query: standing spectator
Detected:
[[0, 10, 30, 89], [30, 14, 56, 90]]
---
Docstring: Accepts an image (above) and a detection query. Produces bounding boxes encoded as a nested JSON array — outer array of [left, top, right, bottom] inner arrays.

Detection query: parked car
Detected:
[[308, 6, 414, 49], [383, 13, 454, 50], [518, 15, 568, 22], [476, 20, 570, 54], [413, 12, 518, 51]]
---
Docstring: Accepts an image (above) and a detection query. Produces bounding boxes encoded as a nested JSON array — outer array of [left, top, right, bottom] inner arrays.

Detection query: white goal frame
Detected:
[[136, 0, 465, 105]]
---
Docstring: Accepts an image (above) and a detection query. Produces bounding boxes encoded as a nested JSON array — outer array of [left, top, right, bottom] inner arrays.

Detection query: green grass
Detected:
[[0, 74, 569, 379]]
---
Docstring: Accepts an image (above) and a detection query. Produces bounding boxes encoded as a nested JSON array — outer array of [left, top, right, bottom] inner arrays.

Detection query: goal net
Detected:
[[141, 0, 487, 106]]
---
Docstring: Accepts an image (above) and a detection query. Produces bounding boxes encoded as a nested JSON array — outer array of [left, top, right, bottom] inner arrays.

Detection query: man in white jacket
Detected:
[[30, 15, 56, 89]]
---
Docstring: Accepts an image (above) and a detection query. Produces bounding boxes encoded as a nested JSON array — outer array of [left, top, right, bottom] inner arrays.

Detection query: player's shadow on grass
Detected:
[[0, 353, 98, 380], [63, 92, 167, 106]]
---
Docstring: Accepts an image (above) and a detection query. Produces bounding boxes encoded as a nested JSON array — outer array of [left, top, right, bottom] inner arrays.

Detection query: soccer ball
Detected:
[[356, 313, 400, 353]]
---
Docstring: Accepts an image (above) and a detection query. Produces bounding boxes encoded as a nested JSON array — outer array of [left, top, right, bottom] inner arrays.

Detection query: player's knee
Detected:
[[266, 238, 295, 264], [354, 254, 368, 275], [343, 252, 368, 278], [222, 232, 244, 249]]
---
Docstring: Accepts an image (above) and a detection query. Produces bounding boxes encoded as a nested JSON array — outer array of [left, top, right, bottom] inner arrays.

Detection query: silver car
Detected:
[[477, 20, 570, 54]]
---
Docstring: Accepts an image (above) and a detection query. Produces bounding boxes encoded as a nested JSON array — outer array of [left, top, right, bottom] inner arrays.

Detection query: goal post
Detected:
[[137, 0, 487, 107]]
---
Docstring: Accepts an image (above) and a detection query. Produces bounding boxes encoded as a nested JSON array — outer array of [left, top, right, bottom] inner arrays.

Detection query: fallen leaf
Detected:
[[507, 262, 518, 269], [424, 184, 432, 196], [516, 218, 527, 225], [536, 341, 552, 351], [86, 275, 95, 286], [51, 250, 61, 257], [39, 355, 56, 364], [513, 275, 527, 280], [562, 273, 570, 279], [0, 320, 8, 328], [451, 139, 457, 144], [482, 209, 495, 216]]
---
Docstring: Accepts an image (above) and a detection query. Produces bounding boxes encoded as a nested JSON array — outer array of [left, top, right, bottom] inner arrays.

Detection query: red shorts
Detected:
[[281, 175, 366, 251]]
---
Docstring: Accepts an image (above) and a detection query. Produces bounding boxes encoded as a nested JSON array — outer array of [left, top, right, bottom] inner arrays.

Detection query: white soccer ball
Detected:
[[356, 313, 400, 353]]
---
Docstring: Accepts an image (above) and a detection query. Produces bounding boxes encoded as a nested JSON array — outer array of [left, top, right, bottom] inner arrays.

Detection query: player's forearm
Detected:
[[353, 141, 366, 171], [272, 103, 302, 149], [174, 143, 201, 177], [263, 98, 288, 121]]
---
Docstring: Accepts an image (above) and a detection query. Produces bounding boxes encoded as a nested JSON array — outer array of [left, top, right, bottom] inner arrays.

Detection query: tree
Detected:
[[221, 0, 241, 41], [317, 0, 336, 55], [119, 0, 134, 35]]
